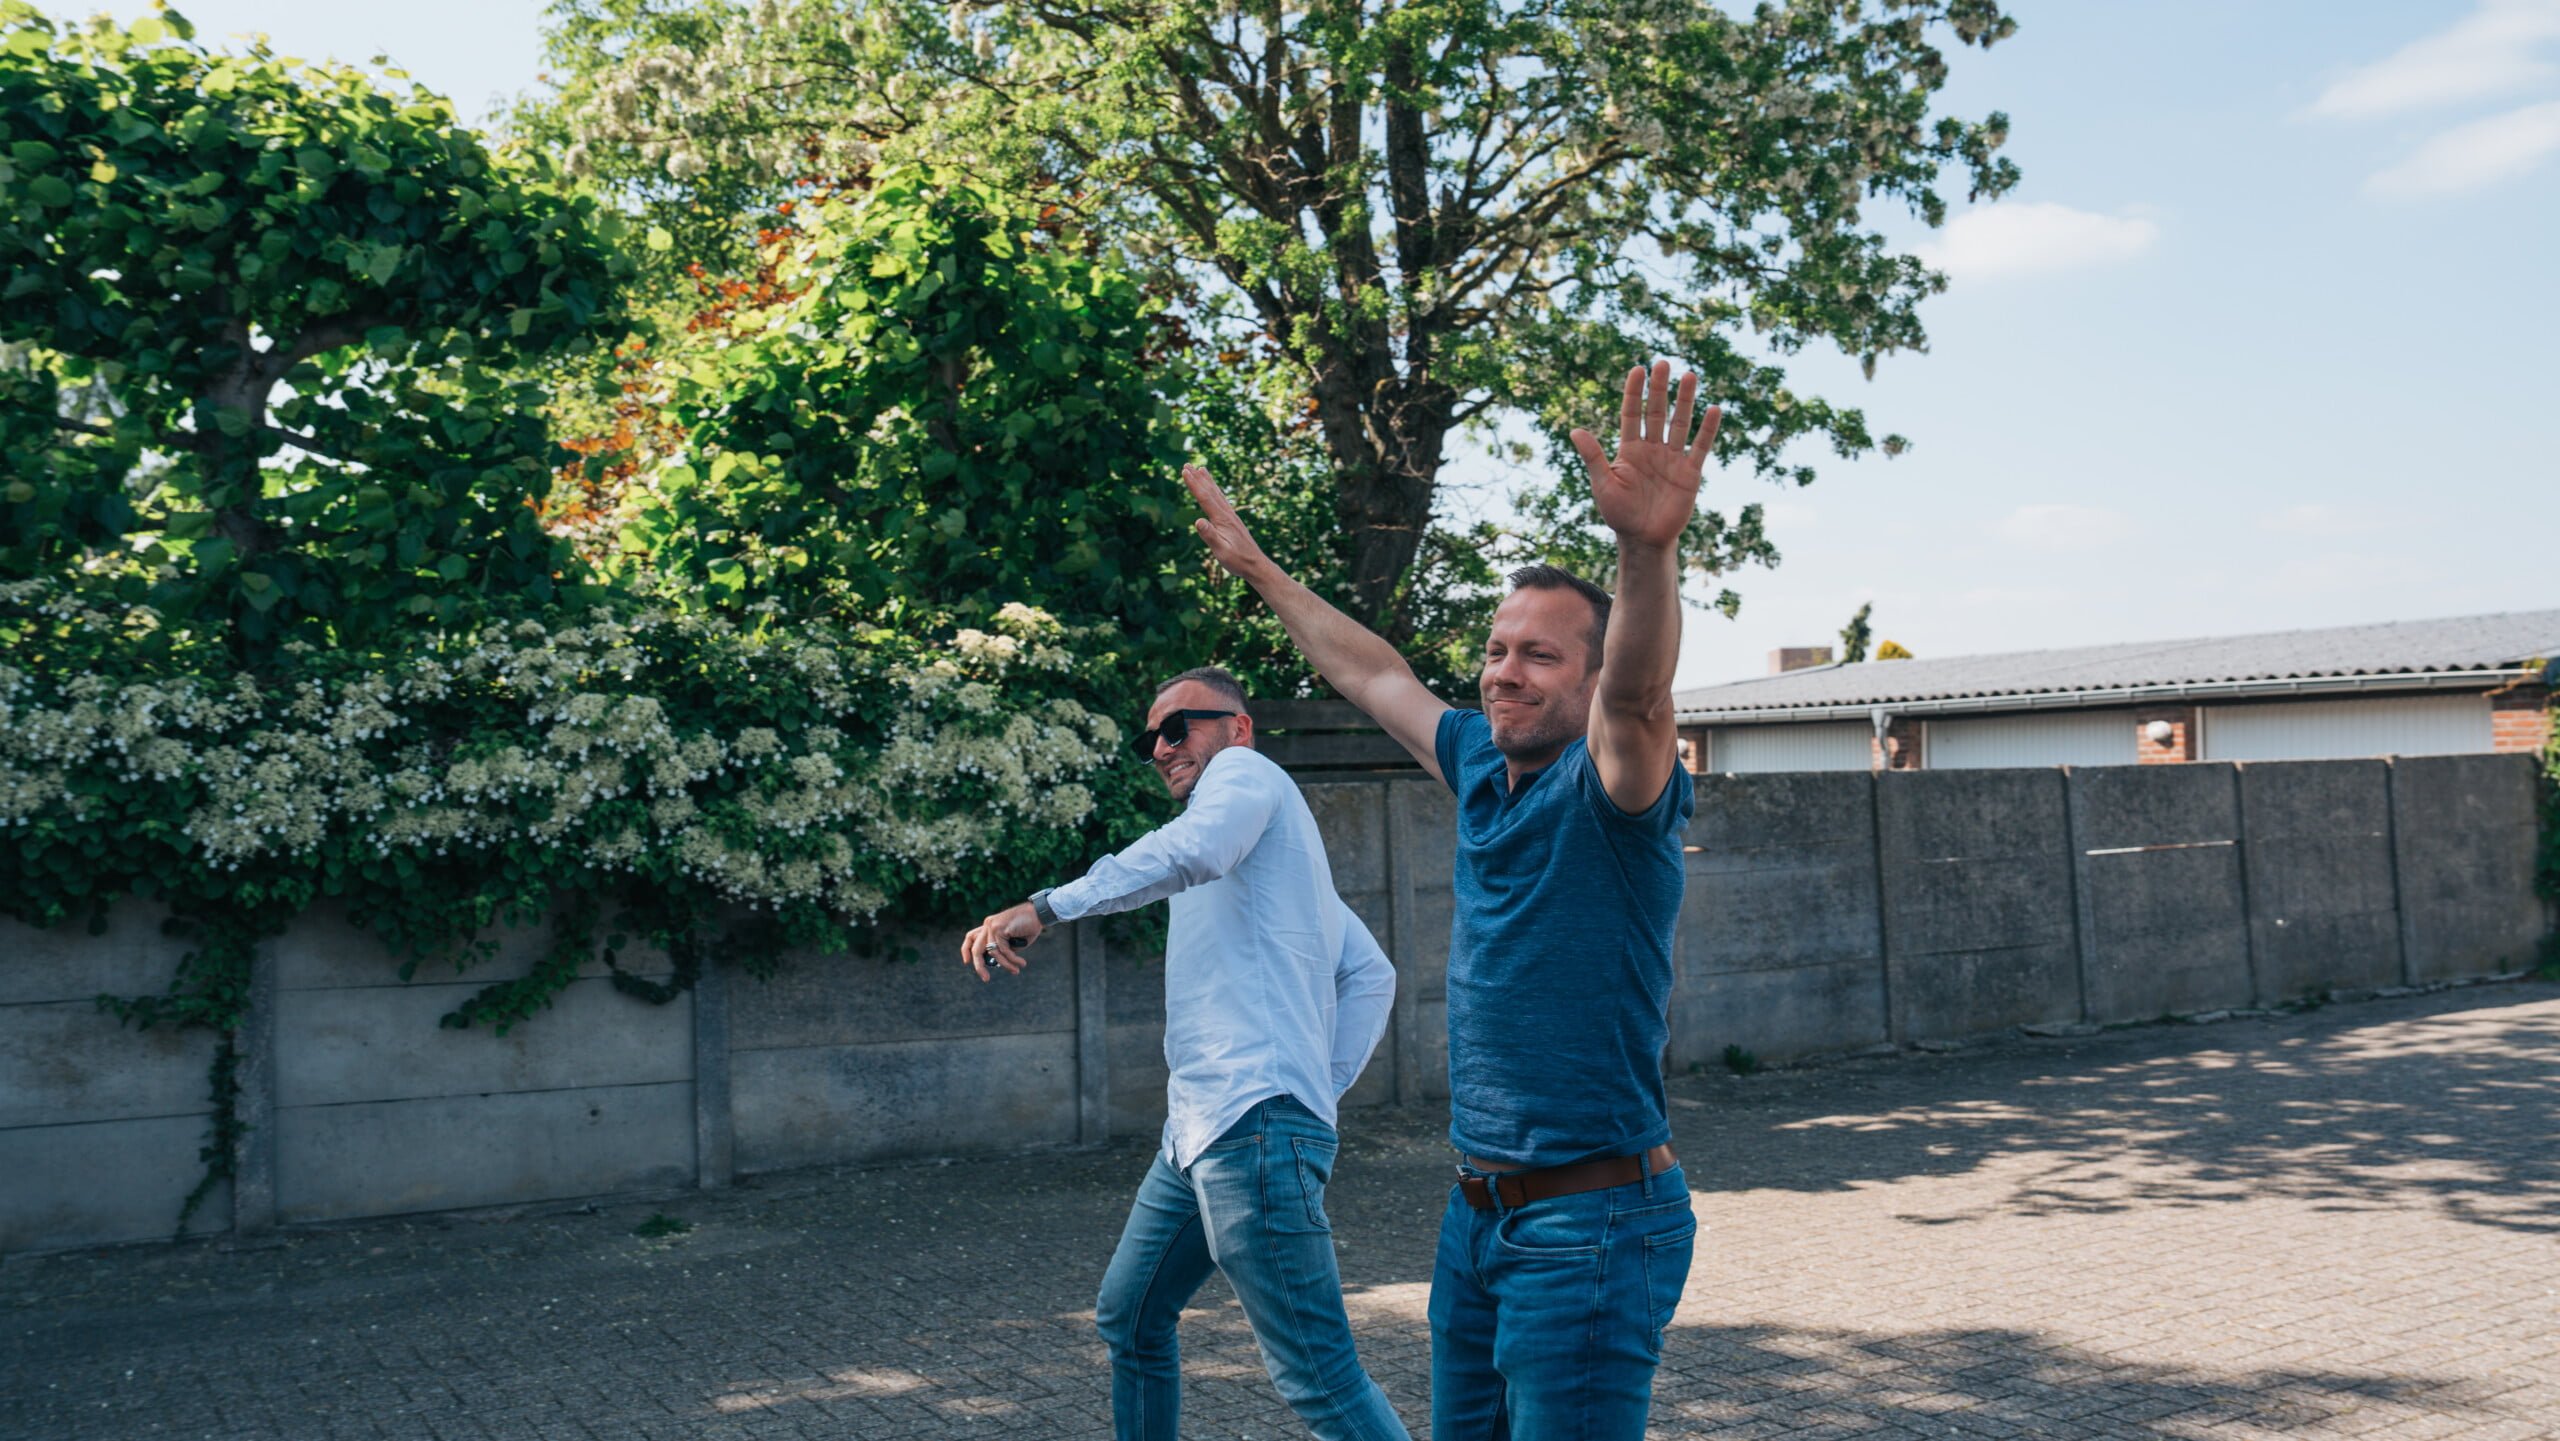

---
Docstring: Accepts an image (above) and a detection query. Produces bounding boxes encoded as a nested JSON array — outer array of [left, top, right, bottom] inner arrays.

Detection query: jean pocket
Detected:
[[1493, 1192, 1608, 1258], [1284, 1136, 1337, 1233], [1639, 1221, 1697, 1356]]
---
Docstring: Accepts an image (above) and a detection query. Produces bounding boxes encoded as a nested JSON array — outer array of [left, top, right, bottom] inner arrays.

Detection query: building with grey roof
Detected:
[[1672, 609, 2559, 773]]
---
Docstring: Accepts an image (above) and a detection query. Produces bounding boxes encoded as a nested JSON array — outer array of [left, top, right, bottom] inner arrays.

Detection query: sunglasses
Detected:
[[1130, 708, 1238, 760]]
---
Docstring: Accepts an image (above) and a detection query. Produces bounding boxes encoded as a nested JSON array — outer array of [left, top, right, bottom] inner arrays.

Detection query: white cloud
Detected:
[[2306, 0, 2560, 119], [2258, 504, 2387, 539], [1996, 504, 2134, 553], [2364, 98, 2560, 197], [1917, 203, 2159, 280]]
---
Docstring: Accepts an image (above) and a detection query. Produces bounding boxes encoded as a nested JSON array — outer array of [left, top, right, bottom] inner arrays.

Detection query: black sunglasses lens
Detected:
[[1133, 713, 1188, 759]]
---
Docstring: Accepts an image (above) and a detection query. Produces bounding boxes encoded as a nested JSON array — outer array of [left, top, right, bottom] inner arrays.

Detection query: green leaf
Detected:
[[28, 174, 72, 207], [647, 226, 674, 252], [435, 554, 470, 581]]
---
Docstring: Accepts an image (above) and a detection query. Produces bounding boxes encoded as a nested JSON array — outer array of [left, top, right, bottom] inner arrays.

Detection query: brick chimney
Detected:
[[1768, 646, 1834, 675]]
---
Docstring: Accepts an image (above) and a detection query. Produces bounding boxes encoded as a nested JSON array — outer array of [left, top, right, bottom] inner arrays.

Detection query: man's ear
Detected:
[[1234, 712, 1255, 748]]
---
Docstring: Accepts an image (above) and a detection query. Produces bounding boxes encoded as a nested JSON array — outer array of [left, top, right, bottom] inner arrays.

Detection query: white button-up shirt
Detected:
[[1047, 745, 1396, 1169]]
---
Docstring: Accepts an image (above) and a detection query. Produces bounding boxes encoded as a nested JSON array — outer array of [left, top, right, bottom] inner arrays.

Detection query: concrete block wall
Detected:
[[1673, 772, 1888, 1068], [1876, 769, 2084, 1039], [3, 753, 2547, 1252], [0, 905, 228, 1252], [265, 907, 697, 1227]]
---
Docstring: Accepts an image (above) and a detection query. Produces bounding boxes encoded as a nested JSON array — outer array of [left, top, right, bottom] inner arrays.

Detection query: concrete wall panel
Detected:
[[1674, 772, 1885, 1065], [1302, 781, 1389, 896], [2240, 760, 2402, 1002], [272, 903, 672, 993], [0, 904, 185, 1005], [2077, 846, 2254, 1020], [2070, 763, 2240, 849], [730, 931, 1073, 1051], [275, 978, 691, 1108], [1877, 770, 2080, 1037], [0, 1115, 228, 1250], [2392, 754, 2547, 980], [275, 1081, 694, 1224], [733, 1033, 1077, 1172], [1108, 1021, 1170, 1137], [0, 1000, 217, 1129], [1674, 960, 1888, 1068], [2068, 767, 2253, 1020]]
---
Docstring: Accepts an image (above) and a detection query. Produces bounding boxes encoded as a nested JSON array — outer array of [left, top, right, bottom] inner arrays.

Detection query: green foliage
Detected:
[[0, 3, 630, 660], [1, 35, 1206, 1225], [629, 169, 1190, 644], [1721, 1042, 1761, 1076], [1839, 602, 1874, 665], [525, 0, 2019, 638], [631, 1211, 692, 1238]]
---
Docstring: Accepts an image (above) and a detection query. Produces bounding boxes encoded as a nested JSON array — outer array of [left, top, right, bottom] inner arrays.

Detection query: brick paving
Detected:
[[5, 983, 2558, 1440]]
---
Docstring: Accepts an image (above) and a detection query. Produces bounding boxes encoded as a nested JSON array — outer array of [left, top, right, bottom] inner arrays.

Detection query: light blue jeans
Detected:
[[1427, 1161, 1697, 1440], [1095, 1095, 1411, 1441]]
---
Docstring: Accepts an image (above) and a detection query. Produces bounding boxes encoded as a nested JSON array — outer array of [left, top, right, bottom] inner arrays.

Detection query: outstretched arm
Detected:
[[1182, 465, 1450, 780], [1568, 361, 1721, 815]]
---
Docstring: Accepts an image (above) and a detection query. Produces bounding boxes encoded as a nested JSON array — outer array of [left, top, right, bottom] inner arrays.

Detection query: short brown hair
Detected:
[[1154, 665, 1249, 715], [1505, 564, 1611, 668]]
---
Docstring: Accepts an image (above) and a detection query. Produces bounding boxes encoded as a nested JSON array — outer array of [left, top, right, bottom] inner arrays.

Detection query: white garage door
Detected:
[[2200, 694, 2492, 761], [1710, 722, 1873, 773], [1925, 710, 2139, 769]]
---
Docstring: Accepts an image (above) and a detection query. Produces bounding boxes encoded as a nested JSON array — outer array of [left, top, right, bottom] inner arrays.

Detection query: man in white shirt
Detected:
[[962, 666, 1409, 1441]]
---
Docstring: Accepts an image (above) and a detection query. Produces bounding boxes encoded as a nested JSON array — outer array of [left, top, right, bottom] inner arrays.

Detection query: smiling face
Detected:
[[1479, 585, 1605, 767], [1144, 679, 1252, 802]]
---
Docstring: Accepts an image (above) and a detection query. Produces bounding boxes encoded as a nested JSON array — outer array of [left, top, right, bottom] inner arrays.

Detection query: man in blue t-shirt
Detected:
[[1181, 360, 1719, 1438]]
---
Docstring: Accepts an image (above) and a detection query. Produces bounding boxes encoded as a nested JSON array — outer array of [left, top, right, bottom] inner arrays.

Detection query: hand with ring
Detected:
[[960, 901, 1045, 982]]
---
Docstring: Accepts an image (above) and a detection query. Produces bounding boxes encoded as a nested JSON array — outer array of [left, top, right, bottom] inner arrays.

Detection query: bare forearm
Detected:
[[1598, 539, 1682, 719], [1238, 559, 1419, 705]]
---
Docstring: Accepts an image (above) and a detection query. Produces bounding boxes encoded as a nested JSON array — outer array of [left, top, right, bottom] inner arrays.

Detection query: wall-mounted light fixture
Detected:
[[2144, 719, 2175, 747]]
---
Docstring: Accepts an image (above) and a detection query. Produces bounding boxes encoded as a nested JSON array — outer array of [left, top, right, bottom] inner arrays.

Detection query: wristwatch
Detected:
[[1030, 888, 1059, 927]]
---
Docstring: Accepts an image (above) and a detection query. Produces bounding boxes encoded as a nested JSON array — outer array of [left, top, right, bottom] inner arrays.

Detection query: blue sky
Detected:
[[100, 1, 2560, 686]]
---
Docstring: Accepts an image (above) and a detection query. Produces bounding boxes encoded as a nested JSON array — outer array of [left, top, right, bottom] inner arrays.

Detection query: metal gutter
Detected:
[[1673, 667, 2535, 726]]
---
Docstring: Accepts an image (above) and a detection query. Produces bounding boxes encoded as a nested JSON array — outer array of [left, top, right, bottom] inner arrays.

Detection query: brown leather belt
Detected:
[[1457, 1144, 1678, 1211]]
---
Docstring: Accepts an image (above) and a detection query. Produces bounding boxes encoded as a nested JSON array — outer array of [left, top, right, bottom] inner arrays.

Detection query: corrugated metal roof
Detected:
[[1674, 609, 2560, 718]]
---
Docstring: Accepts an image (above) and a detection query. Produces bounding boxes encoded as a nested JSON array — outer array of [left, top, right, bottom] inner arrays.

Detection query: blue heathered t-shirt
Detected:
[[1436, 707, 1695, 1169]]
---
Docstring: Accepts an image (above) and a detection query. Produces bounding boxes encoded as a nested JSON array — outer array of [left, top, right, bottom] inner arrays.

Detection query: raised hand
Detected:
[[1568, 360, 1722, 552], [1181, 464, 1274, 582]]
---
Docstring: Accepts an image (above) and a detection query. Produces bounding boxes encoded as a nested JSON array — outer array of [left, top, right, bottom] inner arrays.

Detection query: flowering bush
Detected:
[[3, 580, 1122, 949]]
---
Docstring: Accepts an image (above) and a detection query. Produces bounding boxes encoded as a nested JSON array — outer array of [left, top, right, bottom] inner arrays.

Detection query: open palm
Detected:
[[1569, 361, 1721, 551]]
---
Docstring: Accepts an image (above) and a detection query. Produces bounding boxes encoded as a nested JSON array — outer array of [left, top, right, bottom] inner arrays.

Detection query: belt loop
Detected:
[[1641, 1144, 1654, 1199]]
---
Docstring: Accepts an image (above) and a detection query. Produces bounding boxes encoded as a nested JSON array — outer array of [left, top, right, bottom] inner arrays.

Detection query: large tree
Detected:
[[527, 0, 2015, 639]]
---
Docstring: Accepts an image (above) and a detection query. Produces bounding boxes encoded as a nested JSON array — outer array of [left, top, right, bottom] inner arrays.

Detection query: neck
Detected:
[[1501, 739, 1571, 789]]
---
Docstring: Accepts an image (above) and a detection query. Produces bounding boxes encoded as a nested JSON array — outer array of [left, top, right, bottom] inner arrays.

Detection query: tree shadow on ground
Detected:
[[1676, 990, 2560, 1234], [1649, 1319, 2496, 1440], [686, 1307, 2497, 1441]]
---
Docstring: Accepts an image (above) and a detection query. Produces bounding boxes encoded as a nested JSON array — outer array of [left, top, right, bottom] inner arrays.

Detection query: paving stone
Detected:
[[3, 985, 2557, 1438]]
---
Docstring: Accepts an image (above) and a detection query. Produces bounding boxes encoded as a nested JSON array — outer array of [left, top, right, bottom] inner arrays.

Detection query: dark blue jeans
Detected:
[[1427, 1161, 1696, 1439], [1095, 1095, 1411, 1441]]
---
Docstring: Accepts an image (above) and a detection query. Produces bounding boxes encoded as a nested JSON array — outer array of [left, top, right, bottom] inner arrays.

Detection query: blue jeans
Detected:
[[1095, 1095, 1411, 1441], [1427, 1161, 1696, 1440]]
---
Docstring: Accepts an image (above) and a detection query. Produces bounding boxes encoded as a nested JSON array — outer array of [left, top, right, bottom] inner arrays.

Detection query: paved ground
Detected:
[[6, 982, 2558, 1440]]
